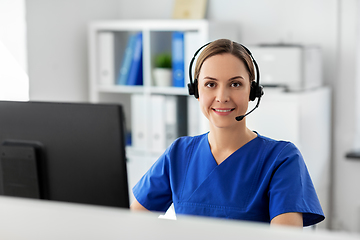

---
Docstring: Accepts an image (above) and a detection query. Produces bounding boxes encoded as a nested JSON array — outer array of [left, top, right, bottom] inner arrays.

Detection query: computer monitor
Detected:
[[0, 101, 129, 208]]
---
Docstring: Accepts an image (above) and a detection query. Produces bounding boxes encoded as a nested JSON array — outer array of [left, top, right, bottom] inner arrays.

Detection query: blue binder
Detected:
[[117, 34, 136, 85], [172, 32, 185, 87], [127, 32, 143, 86]]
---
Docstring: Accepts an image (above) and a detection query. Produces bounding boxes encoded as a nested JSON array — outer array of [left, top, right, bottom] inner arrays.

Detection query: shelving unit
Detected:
[[89, 20, 205, 98]]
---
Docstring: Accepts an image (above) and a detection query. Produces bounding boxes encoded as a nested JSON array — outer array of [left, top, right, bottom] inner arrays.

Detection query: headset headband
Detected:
[[188, 41, 261, 90]]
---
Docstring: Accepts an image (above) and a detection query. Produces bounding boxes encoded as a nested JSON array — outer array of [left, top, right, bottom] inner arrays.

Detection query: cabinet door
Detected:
[[246, 94, 300, 147]]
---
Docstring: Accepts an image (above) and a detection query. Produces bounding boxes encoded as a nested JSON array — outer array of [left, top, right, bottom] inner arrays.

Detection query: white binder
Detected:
[[131, 94, 147, 150], [184, 31, 200, 87], [98, 32, 115, 86], [165, 95, 177, 148], [150, 95, 166, 152]]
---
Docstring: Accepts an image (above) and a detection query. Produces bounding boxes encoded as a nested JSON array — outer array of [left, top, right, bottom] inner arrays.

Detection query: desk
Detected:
[[0, 196, 357, 240]]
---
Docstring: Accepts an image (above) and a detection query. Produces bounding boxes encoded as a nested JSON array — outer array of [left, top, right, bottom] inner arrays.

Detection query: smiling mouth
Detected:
[[213, 108, 235, 112]]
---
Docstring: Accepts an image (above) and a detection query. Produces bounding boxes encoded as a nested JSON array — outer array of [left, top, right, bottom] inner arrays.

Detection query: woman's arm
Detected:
[[270, 212, 303, 227], [130, 199, 149, 211]]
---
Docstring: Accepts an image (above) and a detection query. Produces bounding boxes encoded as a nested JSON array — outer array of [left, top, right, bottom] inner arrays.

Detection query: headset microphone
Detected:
[[235, 90, 262, 121], [235, 78, 263, 121], [235, 115, 246, 122], [235, 107, 257, 121]]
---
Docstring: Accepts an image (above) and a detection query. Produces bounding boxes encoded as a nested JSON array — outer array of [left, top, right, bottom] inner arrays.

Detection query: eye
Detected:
[[230, 81, 242, 88], [205, 82, 216, 88]]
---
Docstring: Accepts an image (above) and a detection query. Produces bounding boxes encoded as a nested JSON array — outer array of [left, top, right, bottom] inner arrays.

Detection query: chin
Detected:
[[209, 119, 239, 129]]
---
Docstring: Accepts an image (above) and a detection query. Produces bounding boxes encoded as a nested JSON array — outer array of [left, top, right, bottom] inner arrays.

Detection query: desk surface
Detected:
[[0, 196, 357, 240]]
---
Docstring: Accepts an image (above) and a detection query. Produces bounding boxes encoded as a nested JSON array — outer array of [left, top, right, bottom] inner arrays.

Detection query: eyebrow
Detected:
[[203, 76, 245, 81]]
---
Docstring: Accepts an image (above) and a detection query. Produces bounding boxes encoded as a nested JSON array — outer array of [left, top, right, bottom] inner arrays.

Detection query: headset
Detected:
[[187, 41, 264, 121]]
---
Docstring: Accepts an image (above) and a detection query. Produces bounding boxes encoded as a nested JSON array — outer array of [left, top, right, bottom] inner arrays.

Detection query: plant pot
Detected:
[[153, 68, 172, 87]]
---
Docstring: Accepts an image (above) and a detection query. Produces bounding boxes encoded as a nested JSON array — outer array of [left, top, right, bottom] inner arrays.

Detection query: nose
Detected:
[[215, 86, 230, 103]]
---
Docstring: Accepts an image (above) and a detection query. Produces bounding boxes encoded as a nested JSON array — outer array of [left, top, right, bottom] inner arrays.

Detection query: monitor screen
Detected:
[[0, 101, 129, 208]]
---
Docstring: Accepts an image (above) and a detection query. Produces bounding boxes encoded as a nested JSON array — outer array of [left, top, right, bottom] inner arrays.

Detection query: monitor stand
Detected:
[[0, 140, 45, 199]]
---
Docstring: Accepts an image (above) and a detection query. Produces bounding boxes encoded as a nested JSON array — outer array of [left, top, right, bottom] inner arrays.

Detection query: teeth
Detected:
[[214, 109, 232, 112]]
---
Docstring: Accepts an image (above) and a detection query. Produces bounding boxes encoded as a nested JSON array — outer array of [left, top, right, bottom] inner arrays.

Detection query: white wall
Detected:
[[26, 0, 121, 102], [26, 0, 360, 232]]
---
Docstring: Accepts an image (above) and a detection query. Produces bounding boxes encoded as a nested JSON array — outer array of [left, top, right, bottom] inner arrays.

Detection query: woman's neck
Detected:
[[207, 123, 257, 164]]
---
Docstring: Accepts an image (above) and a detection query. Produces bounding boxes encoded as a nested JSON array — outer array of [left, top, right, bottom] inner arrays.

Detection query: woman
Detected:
[[131, 39, 325, 227]]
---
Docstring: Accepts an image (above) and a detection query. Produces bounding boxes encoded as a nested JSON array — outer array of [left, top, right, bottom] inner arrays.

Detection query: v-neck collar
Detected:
[[205, 132, 260, 166], [179, 132, 264, 204]]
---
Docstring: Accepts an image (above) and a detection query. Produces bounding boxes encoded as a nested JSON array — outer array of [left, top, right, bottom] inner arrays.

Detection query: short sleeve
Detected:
[[268, 143, 325, 226], [132, 147, 173, 212]]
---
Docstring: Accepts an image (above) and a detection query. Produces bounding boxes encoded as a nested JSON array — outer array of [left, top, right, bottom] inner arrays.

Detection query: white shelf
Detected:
[[126, 146, 164, 159], [98, 85, 144, 94], [148, 86, 188, 95], [98, 85, 189, 95], [89, 19, 209, 32]]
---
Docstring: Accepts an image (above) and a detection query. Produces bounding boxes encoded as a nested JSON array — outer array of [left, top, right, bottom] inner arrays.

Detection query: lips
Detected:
[[212, 108, 235, 114], [213, 109, 233, 112]]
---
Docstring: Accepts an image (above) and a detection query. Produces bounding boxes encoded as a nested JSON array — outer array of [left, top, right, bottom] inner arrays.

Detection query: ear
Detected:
[[249, 81, 257, 101]]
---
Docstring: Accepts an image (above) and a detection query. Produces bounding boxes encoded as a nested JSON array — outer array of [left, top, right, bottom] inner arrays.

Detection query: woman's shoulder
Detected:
[[166, 133, 209, 156], [254, 132, 301, 158], [252, 133, 306, 179], [255, 132, 297, 147], [163, 133, 209, 164], [170, 132, 208, 149]]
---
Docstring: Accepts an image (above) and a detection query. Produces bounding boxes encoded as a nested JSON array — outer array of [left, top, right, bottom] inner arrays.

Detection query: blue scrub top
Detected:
[[133, 132, 325, 226]]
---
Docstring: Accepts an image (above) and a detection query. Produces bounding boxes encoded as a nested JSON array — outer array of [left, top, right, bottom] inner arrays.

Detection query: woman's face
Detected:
[[197, 53, 251, 129]]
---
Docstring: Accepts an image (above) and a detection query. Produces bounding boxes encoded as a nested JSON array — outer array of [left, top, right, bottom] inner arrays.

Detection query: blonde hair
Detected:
[[194, 39, 255, 83]]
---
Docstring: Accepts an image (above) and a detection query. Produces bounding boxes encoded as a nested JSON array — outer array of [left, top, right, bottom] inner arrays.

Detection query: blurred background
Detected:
[[1, 0, 360, 233]]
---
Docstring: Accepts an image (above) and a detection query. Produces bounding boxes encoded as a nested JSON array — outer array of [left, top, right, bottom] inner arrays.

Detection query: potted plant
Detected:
[[153, 53, 172, 87]]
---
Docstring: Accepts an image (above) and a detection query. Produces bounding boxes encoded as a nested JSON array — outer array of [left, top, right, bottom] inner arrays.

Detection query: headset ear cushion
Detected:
[[188, 83, 195, 96], [249, 81, 257, 101], [187, 79, 199, 98], [193, 79, 199, 99], [250, 81, 264, 101]]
